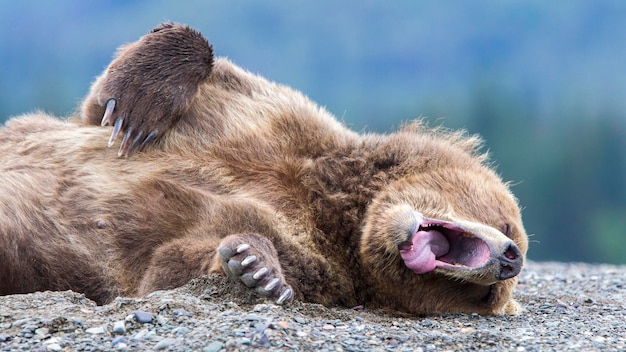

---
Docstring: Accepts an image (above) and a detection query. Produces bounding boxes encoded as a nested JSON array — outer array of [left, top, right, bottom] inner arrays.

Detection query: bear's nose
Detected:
[[497, 242, 523, 280]]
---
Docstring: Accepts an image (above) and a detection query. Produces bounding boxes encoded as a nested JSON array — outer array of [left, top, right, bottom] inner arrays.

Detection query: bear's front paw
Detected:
[[216, 235, 293, 305], [84, 23, 214, 157]]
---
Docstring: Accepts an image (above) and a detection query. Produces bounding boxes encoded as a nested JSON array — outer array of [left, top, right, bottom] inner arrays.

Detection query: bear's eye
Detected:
[[502, 223, 512, 238]]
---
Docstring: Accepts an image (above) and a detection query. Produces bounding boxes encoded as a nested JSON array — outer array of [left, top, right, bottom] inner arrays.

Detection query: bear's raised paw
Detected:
[[81, 23, 214, 157]]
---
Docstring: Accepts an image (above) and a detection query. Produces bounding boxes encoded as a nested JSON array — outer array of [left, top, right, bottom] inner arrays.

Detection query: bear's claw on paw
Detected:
[[241, 255, 257, 267], [276, 288, 293, 305], [264, 278, 280, 291], [217, 240, 294, 305], [101, 98, 162, 157], [253, 267, 269, 280], [107, 117, 123, 147], [100, 98, 116, 127], [236, 244, 250, 253]]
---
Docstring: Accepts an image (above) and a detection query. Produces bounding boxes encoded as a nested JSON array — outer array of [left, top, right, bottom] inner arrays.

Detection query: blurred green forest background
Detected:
[[1, 1, 625, 264]]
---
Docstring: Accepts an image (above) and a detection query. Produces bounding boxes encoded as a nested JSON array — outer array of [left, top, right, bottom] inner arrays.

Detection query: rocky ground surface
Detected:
[[1, 261, 625, 351]]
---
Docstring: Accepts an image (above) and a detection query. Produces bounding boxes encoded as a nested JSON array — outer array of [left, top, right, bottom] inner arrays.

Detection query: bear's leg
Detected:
[[137, 236, 220, 296], [211, 234, 294, 304], [138, 231, 355, 306]]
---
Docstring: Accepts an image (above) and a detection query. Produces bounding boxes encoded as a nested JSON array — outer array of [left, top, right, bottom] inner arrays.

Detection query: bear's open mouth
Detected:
[[398, 217, 492, 275]]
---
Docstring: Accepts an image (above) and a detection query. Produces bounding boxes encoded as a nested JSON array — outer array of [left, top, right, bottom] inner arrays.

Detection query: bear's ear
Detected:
[[81, 23, 214, 157]]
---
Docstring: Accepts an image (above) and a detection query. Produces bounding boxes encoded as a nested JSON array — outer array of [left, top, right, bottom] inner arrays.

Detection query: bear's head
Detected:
[[360, 130, 528, 315]]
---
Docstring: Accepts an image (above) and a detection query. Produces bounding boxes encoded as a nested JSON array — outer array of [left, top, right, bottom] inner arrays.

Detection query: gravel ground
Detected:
[[1, 261, 624, 351]]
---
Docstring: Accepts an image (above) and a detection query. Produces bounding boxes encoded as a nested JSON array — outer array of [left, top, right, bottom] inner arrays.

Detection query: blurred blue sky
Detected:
[[2, 1, 626, 128], [1, 1, 625, 263]]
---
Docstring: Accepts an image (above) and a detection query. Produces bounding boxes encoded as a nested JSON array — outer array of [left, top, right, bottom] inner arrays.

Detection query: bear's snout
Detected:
[[497, 242, 523, 280]]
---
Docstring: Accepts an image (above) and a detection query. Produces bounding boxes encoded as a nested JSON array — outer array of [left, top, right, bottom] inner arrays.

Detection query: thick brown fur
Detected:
[[0, 24, 528, 315]]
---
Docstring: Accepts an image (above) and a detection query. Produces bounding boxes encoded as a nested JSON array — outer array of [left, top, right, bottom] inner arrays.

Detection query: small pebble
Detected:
[[35, 327, 49, 336], [256, 333, 270, 347], [44, 337, 61, 345], [112, 336, 126, 346], [172, 308, 193, 317], [246, 314, 261, 321], [252, 304, 272, 312], [46, 343, 62, 352], [134, 311, 154, 324], [156, 314, 167, 325], [225, 339, 238, 349], [85, 326, 105, 334], [593, 336, 606, 343], [172, 326, 190, 336], [387, 339, 399, 347], [203, 341, 224, 352], [11, 318, 32, 327], [133, 328, 150, 340], [240, 337, 251, 345], [113, 321, 126, 334], [145, 330, 157, 340], [153, 337, 178, 350], [255, 322, 269, 333]]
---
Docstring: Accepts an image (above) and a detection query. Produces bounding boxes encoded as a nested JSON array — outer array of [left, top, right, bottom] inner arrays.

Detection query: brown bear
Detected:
[[0, 23, 527, 315]]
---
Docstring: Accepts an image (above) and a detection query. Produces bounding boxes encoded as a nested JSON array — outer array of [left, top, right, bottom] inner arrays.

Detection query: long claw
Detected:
[[276, 288, 293, 305], [140, 131, 158, 150], [236, 244, 250, 254], [108, 118, 123, 147], [129, 132, 144, 153], [252, 267, 269, 280], [264, 278, 280, 292], [118, 129, 133, 157], [241, 255, 257, 267], [101, 99, 116, 126]]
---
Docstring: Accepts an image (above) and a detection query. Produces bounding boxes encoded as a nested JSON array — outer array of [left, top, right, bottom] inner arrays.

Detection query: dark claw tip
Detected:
[[108, 118, 124, 148], [118, 129, 133, 157], [129, 132, 144, 152], [140, 131, 158, 150]]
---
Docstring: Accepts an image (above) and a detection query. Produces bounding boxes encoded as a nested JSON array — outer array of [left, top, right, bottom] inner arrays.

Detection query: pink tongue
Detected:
[[400, 230, 450, 274]]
